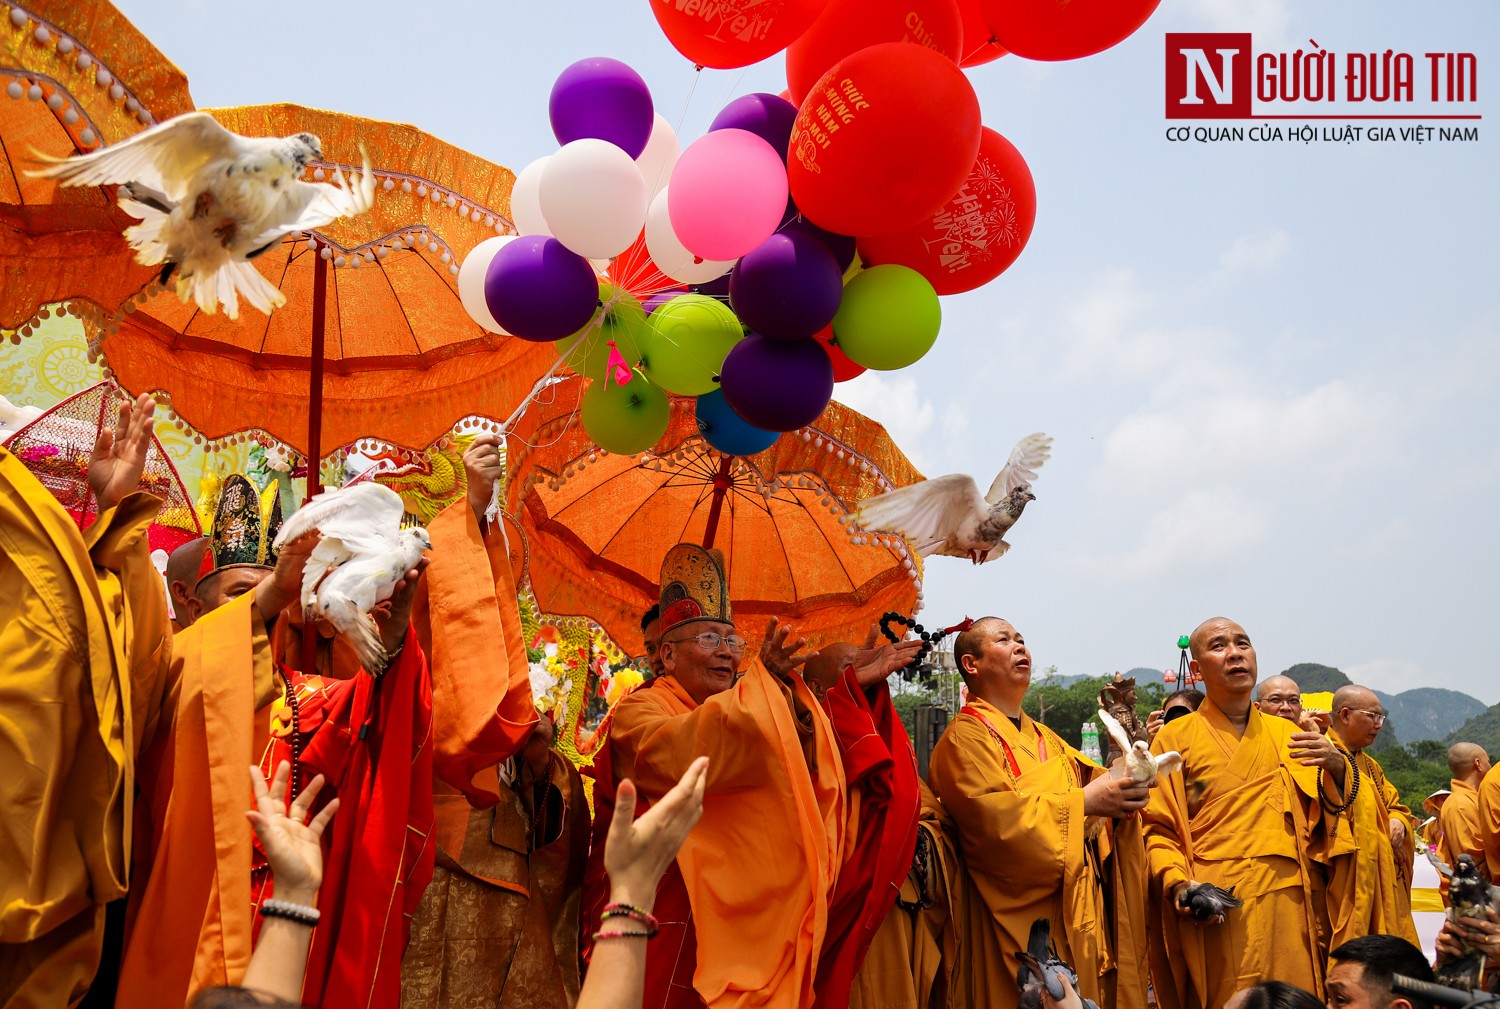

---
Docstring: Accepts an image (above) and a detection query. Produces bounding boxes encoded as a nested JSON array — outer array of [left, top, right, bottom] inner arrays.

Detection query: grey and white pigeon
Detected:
[[32, 111, 373, 319], [856, 433, 1052, 564], [272, 482, 430, 673], [1015, 918, 1099, 1009], [1097, 706, 1182, 785], [1178, 882, 1243, 924], [1429, 853, 1500, 989]]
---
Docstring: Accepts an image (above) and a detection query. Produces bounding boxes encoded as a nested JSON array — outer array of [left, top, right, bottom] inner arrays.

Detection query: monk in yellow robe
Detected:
[[848, 782, 966, 1009], [1143, 617, 1357, 1009], [1326, 685, 1418, 945], [0, 396, 172, 1009], [928, 617, 1152, 1009], [1439, 744, 1490, 875], [1480, 760, 1500, 881]]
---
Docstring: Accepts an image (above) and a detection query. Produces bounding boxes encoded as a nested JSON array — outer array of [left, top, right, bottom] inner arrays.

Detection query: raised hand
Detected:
[[463, 433, 503, 520], [760, 617, 809, 679], [605, 757, 709, 909], [848, 622, 925, 688], [253, 530, 320, 621], [1289, 730, 1347, 785], [87, 392, 155, 513], [1081, 773, 1150, 818], [247, 761, 339, 905], [377, 555, 430, 655]]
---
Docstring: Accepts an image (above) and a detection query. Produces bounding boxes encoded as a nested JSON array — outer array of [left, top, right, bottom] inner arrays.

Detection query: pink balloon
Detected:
[[668, 129, 788, 262]]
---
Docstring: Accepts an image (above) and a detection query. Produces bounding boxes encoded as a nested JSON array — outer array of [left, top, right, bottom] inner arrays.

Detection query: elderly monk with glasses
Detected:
[[1325, 684, 1420, 950], [579, 543, 923, 1009]]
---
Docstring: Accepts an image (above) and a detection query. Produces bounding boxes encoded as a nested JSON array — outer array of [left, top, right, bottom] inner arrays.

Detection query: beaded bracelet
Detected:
[[260, 898, 320, 926], [594, 928, 654, 941], [1318, 749, 1361, 815], [601, 901, 659, 937]]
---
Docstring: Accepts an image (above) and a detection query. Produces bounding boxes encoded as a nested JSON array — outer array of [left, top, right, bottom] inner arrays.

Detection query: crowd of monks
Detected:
[[3, 393, 1500, 1009]]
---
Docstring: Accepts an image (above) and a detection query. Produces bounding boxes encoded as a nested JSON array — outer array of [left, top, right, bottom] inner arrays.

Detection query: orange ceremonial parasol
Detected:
[[85, 102, 557, 485], [1, 0, 193, 328], [505, 385, 927, 657]]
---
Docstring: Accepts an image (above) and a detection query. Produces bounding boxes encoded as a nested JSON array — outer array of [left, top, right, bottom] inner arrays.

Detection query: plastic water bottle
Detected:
[[1080, 721, 1101, 762]]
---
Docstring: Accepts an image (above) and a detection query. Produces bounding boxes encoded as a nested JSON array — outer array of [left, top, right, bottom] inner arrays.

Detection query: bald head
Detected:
[[165, 537, 209, 628], [1332, 685, 1383, 752], [1254, 675, 1303, 723], [803, 643, 856, 702], [952, 616, 1007, 686], [1187, 617, 1257, 709], [1448, 742, 1492, 785]]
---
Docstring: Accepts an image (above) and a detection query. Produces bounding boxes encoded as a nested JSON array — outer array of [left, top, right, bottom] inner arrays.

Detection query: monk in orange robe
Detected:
[[1326, 685, 1418, 946], [1438, 744, 1490, 880], [927, 617, 1152, 1009], [1478, 758, 1500, 882], [1143, 617, 1358, 1009], [580, 543, 919, 1009], [0, 396, 173, 1009]]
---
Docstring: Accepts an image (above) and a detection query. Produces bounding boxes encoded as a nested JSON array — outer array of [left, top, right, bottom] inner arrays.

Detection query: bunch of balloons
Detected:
[[459, 0, 1158, 457]]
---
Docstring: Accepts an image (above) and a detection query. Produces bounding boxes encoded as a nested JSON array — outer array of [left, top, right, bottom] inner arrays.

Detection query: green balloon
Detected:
[[555, 282, 647, 381], [832, 265, 941, 371], [581, 370, 670, 455], [639, 294, 745, 396]]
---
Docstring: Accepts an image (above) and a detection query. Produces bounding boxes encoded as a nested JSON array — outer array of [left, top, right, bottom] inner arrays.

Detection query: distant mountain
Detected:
[[1445, 703, 1500, 757], [1279, 663, 1399, 748], [1378, 688, 1487, 744]]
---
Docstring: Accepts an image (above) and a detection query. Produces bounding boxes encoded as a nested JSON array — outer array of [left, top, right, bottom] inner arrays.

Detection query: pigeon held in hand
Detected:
[[1431, 853, 1500, 989], [856, 433, 1052, 564], [31, 112, 374, 319], [1178, 882, 1243, 924], [272, 482, 430, 674], [1015, 918, 1099, 1009], [1097, 706, 1182, 785]]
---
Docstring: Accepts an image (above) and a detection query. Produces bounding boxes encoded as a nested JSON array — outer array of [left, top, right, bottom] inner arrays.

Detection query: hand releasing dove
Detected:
[[272, 483, 430, 673], [1178, 882, 1243, 924], [32, 111, 373, 319], [1430, 853, 1500, 989], [1015, 918, 1099, 1009], [1097, 706, 1182, 784], [856, 433, 1052, 564]]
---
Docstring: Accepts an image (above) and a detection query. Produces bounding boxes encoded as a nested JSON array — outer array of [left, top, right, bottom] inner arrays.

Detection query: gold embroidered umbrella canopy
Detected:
[[1, 0, 193, 327], [505, 385, 927, 657], [87, 102, 557, 475]]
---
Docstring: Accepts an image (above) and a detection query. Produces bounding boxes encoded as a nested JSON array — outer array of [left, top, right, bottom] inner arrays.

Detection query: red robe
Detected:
[[813, 672, 922, 1009], [252, 638, 435, 1009]]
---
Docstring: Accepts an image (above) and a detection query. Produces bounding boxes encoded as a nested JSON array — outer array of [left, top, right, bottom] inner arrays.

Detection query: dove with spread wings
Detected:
[[31, 111, 373, 319], [273, 483, 430, 673], [856, 433, 1053, 564], [1097, 705, 1182, 785]]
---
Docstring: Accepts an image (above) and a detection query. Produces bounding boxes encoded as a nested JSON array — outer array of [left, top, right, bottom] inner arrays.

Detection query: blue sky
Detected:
[[115, 0, 1499, 702]]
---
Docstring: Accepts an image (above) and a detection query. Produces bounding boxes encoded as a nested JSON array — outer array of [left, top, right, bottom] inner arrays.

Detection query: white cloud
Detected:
[[1215, 230, 1291, 279], [833, 374, 938, 467], [1061, 489, 1267, 580]]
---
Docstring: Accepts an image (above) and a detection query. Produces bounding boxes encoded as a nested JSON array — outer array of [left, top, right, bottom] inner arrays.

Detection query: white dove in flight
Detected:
[[1097, 705, 1182, 785], [31, 111, 373, 319], [273, 482, 430, 674], [855, 433, 1053, 564]]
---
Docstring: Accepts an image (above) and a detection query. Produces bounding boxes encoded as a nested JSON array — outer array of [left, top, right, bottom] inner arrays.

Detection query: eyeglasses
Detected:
[[1261, 695, 1301, 706], [665, 631, 747, 655], [1349, 708, 1387, 724]]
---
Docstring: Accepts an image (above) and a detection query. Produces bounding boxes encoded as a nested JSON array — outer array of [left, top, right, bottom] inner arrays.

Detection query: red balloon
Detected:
[[856, 127, 1034, 295], [610, 229, 676, 299], [980, 0, 1160, 61], [813, 325, 866, 381], [785, 0, 963, 105], [652, 0, 828, 70], [954, 0, 1008, 66], [787, 42, 981, 238]]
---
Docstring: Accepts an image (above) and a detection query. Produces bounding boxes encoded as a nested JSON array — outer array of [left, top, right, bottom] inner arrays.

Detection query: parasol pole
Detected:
[[299, 245, 329, 678], [701, 455, 734, 549]]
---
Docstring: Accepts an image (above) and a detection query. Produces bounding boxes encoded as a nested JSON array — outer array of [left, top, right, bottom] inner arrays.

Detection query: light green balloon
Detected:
[[555, 282, 647, 381], [639, 294, 745, 396], [832, 265, 941, 371], [581, 370, 670, 455]]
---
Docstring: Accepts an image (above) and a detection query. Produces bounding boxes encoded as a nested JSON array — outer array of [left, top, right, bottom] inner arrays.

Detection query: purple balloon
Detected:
[[720, 334, 834, 432], [709, 93, 797, 163], [690, 273, 731, 301], [729, 232, 843, 341], [643, 288, 688, 315], [484, 236, 599, 342], [550, 57, 654, 158], [780, 216, 857, 273]]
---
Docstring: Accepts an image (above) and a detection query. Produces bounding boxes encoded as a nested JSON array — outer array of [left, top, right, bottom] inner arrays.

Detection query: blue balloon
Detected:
[[695, 389, 779, 456]]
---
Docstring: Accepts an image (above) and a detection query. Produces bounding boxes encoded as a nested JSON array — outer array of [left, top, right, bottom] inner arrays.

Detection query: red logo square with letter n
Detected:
[[1165, 33, 1252, 119]]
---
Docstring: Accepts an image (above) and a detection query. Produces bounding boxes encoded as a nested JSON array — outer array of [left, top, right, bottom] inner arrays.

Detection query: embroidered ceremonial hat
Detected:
[[195, 474, 284, 589], [658, 543, 732, 632]]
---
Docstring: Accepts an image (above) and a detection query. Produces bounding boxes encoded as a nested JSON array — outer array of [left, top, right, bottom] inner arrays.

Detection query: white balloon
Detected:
[[511, 157, 553, 237], [458, 235, 517, 334], [644, 187, 734, 284], [540, 139, 648, 260], [634, 113, 681, 198]]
